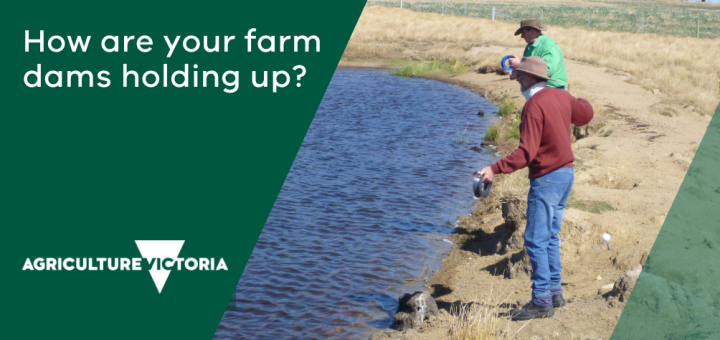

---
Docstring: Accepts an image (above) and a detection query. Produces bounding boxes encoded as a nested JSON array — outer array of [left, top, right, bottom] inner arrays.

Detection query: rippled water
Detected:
[[215, 68, 498, 339]]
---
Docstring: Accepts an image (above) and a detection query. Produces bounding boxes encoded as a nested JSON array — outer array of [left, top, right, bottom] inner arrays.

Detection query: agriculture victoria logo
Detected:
[[21, 240, 228, 293]]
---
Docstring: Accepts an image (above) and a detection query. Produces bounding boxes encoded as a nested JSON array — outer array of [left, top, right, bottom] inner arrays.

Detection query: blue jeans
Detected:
[[525, 167, 574, 306]]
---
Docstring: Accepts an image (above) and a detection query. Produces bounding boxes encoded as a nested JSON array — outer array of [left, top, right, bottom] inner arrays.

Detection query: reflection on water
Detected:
[[215, 68, 498, 339]]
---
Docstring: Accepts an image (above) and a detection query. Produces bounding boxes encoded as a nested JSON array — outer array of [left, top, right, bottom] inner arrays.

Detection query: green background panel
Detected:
[[612, 103, 720, 339], [0, 1, 365, 339]]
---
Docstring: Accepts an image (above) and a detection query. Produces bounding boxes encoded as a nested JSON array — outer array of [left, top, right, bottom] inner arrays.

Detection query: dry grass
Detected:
[[346, 6, 720, 114], [396, 0, 697, 3], [446, 286, 602, 340], [374, 0, 718, 11], [448, 287, 516, 340], [446, 287, 602, 340]]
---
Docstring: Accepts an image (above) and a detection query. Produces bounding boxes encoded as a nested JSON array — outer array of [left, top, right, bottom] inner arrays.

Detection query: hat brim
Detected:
[[514, 24, 547, 36], [510, 69, 556, 82]]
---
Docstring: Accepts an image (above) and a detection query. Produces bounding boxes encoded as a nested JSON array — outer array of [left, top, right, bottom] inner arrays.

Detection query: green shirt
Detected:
[[523, 35, 568, 88]]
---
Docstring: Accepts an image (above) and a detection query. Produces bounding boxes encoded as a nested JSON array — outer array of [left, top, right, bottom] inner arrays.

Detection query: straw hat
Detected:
[[514, 18, 548, 36], [510, 57, 556, 82]]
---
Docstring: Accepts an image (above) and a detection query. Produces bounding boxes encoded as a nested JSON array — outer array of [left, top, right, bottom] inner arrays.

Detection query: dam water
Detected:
[[215, 68, 499, 339]]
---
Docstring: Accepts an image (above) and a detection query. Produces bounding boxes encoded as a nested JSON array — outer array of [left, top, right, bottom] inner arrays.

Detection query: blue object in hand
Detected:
[[501, 55, 514, 72]]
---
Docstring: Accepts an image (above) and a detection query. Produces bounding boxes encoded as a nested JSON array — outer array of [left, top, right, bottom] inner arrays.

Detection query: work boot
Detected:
[[552, 294, 566, 308], [510, 302, 555, 321]]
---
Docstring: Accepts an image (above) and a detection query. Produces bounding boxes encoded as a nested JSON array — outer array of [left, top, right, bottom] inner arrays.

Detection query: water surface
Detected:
[[215, 68, 498, 339]]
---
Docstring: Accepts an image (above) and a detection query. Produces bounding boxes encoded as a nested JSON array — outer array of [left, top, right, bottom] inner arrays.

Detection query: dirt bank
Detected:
[[342, 47, 713, 338]]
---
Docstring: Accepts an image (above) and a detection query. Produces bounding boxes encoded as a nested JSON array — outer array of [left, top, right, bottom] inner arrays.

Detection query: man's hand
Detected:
[[507, 54, 521, 69], [478, 166, 494, 183]]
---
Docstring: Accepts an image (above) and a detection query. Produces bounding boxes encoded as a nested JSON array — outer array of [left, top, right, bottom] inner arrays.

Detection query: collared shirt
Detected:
[[522, 82, 547, 100], [523, 35, 568, 89]]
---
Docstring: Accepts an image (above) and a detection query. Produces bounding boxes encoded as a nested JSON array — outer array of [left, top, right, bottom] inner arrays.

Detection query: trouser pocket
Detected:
[[545, 180, 570, 205]]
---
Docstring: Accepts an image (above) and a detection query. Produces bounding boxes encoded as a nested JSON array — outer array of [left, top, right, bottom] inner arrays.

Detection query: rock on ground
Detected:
[[390, 291, 438, 331], [614, 265, 642, 301]]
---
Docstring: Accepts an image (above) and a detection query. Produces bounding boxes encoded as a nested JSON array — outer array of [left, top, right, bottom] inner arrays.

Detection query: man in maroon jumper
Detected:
[[478, 57, 593, 320]]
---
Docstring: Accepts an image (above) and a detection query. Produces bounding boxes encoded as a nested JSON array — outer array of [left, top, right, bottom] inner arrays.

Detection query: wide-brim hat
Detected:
[[514, 18, 547, 36], [509, 56, 556, 82]]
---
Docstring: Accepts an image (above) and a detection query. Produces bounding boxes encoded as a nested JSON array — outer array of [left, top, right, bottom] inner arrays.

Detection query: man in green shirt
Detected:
[[507, 18, 568, 89]]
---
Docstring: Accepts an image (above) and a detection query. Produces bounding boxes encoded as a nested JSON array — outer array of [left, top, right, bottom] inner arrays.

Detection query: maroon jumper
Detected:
[[490, 87, 594, 179]]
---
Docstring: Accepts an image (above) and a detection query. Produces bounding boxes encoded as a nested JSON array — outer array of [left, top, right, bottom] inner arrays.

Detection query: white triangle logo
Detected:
[[135, 240, 185, 293]]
